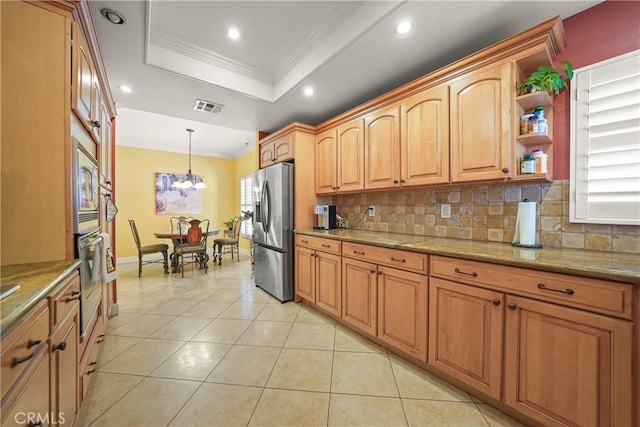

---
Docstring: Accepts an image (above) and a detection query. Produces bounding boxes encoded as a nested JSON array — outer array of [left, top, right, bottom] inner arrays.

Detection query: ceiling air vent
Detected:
[[193, 99, 224, 114]]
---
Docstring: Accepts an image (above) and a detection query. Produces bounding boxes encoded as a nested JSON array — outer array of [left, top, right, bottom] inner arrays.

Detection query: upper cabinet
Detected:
[[315, 118, 365, 194], [400, 85, 450, 187], [449, 62, 513, 182], [72, 22, 94, 133], [99, 104, 113, 189], [259, 132, 294, 168], [312, 17, 564, 194], [364, 105, 400, 190]]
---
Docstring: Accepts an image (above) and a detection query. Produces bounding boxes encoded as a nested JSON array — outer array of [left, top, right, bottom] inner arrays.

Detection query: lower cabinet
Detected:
[[504, 295, 633, 427], [428, 277, 504, 399], [295, 236, 342, 317], [50, 311, 79, 427], [342, 257, 378, 336], [2, 351, 51, 427], [342, 256, 427, 360]]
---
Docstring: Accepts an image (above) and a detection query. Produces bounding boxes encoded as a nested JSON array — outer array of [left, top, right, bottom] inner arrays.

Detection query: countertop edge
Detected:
[[295, 230, 640, 285], [1, 260, 82, 336]]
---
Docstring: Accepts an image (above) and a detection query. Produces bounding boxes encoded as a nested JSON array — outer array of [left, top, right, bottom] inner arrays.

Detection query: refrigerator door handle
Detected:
[[263, 180, 272, 233]]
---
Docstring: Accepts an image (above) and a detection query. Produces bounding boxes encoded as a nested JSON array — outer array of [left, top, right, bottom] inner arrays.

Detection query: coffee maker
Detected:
[[313, 205, 337, 230]]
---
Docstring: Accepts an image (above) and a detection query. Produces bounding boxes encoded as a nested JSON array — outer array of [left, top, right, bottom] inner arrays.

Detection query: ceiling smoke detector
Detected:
[[193, 99, 224, 114]]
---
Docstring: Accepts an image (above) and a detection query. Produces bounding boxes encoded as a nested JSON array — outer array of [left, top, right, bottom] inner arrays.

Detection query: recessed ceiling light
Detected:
[[303, 86, 315, 97], [227, 27, 240, 40], [394, 21, 413, 35], [101, 8, 127, 25], [118, 85, 132, 93]]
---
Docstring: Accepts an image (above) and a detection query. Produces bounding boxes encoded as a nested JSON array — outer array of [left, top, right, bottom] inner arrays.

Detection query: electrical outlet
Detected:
[[441, 203, 451, 219], [368, 205, 376, 216]]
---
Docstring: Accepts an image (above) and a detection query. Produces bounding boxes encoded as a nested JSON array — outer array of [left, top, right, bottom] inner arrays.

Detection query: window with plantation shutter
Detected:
[[570, 50, 640, 226], [240, 174, 254, 237]]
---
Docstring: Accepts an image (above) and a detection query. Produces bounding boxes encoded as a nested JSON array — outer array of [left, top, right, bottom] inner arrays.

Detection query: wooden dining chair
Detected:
[[213, 217, 241, 265], [175, 219, 210, 277], [128, 219, 169, 277]]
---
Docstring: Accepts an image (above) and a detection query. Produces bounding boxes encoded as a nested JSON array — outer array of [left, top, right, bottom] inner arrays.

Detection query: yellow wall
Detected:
[[115, 146, 256, 258], [235, 149, 259, 250]]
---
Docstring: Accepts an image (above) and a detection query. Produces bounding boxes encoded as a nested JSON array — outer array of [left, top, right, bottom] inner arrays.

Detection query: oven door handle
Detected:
[[80, 235, 103, 250]]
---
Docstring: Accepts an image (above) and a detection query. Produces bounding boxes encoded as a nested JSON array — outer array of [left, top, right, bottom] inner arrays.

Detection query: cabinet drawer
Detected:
[[295, 235, 341, 255], [431, 256, 633, 319], [1, 300, 49, 401], [343, 242, 428, 274], [49, 270, 81, 330]]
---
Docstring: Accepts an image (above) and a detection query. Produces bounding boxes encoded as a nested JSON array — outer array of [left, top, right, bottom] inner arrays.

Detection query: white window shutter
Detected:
[[570, 50, 640, 225]]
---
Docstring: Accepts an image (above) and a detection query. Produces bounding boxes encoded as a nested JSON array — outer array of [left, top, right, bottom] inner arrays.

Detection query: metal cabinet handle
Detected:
[[28, 421, 43, 427], [27, 339, 41, 349], [353, 250, 365, 255], [390, 257, 406, 263], [454, 268, 478, 277], [508, 303, 517, 310], [64, 291, 81, 303], [393, 180, 399, 184], [377, 270, 383, 275], [501, 167, 510, 174], [492, 299, 501, 306], [11, 352, 35, 368], [369, 269, 376, 274], [52, 341, 67, 352], [91, 120, 101, 129], [301, 239, 309, 244], [537, 283, 574, 295], [97, 334, 106, 343], [400, 179, 406, 183], [321, 244, 331, 248]]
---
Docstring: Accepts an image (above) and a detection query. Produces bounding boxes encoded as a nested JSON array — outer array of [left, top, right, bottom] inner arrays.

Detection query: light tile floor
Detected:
[[78, 258, 527, 427]]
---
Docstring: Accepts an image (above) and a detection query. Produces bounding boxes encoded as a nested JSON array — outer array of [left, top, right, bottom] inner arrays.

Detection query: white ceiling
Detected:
[[89, 0, 601, 159]]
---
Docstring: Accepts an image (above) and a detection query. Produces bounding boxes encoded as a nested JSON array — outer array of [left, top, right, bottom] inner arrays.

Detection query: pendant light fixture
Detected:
[[172, 128, 206, 189]]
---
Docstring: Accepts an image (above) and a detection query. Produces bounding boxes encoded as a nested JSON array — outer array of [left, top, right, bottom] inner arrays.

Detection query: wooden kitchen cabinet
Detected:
[[72, 21, 97, 135], [50, 309, 79, 427], [315, 128, 337, 194], [259, 132, 294, 168], [314, 118, 365, 194], [342, 257, 378, 336], [400, 85, 450, 186], [1, 351, 51, 427], [364, 105, 400, 190], [99, 103, 113, 189], [295, 235, 342, 317], [377, 265, 427, 361], [449, 62, 513, 182], [428, 277, 504, 399], [504, 295, 633, 427]]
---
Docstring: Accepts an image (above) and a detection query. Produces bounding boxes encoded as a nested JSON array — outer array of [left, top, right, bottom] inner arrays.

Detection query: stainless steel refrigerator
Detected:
[[252, 162, 294, 302]]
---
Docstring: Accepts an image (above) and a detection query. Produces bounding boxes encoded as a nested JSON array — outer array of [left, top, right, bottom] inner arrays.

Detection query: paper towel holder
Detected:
[[511, 198, 543, 249]]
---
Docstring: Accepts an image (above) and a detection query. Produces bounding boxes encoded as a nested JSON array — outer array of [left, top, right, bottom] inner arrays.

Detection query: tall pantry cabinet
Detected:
[[1, 0, 73, 265]]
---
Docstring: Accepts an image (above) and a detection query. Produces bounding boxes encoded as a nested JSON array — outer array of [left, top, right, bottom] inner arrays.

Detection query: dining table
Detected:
[[154, 229, 220, 273]]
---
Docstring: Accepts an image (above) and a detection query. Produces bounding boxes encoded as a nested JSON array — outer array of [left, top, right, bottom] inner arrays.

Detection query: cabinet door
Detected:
[[365, 105, 400, 190], [449, 62, 512, 182], [1, 352, 50, 426], [273, 133, 294, 163], [428, 277, 504, 399], [505, 295, 633, 427], [377, 266, 427, 361], [99, 103, 113, 189], [342, 257, 377, 336], [295, 245, 316, 302], [51, 313, 79, 427], [316, 251, 342, 317], [259, 142, 274, 168], [401, 85, 450, 186], [315, 129, 337, 194], [337, 118, 365, 192], [72, 22, 94, 132]]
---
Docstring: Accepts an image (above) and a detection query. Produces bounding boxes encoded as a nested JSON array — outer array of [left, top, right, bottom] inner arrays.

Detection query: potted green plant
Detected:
[[223, 211, 253, 230], [516, 60, 574, 96]]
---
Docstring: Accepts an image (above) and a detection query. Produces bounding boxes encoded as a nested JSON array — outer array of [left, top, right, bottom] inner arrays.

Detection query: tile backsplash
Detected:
[[334, 180, 640, 254]]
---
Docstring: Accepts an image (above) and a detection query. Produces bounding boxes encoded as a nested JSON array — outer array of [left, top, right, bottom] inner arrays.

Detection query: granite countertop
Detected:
[[1, 260, 82, 335], [296, 229, 640, 284]]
